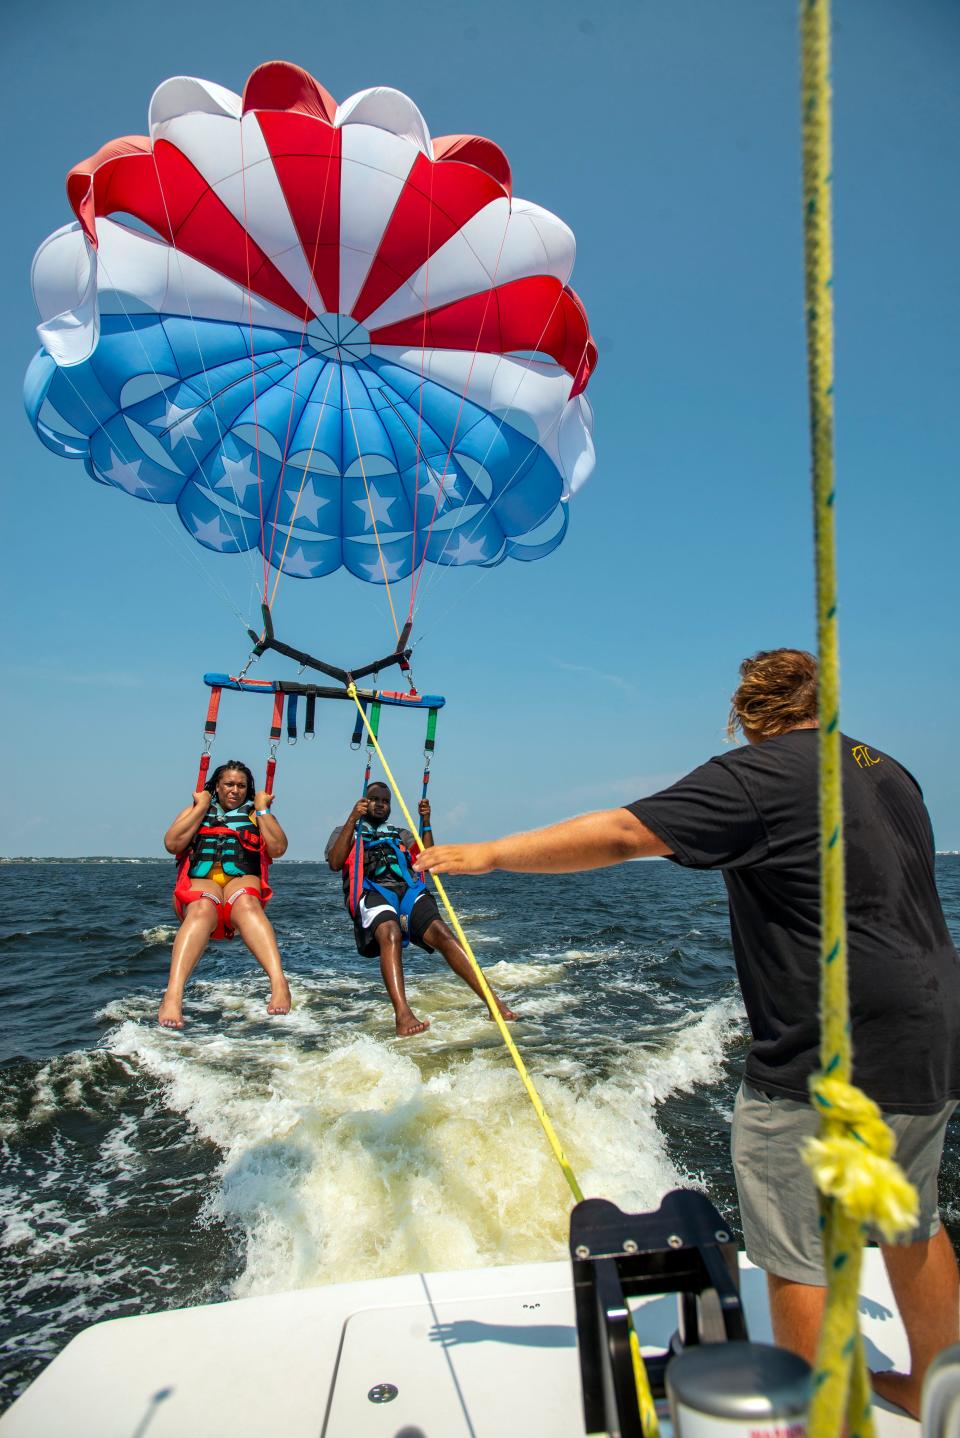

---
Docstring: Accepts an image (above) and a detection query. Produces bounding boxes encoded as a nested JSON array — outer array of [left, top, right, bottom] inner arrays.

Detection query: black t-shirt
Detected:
[[627, 731, 960, 1113]]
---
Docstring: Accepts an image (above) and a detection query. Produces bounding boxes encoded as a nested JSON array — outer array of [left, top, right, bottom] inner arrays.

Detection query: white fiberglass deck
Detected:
[[0, 1251, 918, 1437]]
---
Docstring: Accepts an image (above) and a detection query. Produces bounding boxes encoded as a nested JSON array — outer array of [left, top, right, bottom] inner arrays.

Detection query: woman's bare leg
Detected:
[[225, 887, 291, 1014], [159, 893, 219, 1027]]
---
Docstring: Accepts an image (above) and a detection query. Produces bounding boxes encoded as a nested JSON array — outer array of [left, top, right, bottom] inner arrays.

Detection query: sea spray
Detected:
[[106, 979, 743, 1300]]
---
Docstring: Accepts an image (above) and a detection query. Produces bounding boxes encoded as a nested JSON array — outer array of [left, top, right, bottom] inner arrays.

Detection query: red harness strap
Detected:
[[173, 832, 273, 942]]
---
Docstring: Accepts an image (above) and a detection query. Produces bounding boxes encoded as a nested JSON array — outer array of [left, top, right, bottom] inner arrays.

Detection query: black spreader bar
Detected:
[[247, 604, 412, 684]]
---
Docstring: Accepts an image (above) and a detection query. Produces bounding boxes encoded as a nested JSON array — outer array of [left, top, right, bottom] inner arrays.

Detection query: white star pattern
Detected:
[[353, 487, 396, 529], [288, 479, 328, 527], [215, 453, 261, 503], [280, 545, 321, 577], [356, 552, 406, 582], [417, 468, 458, 510], [449, 532, 490, 564], [150, 398, 203, 444], [99, 453, 155, 497], [191, 514, 235, 549]]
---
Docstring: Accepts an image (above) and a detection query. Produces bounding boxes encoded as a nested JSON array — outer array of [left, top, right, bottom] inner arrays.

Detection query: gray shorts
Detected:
[[731, 1078, 956, 1286]]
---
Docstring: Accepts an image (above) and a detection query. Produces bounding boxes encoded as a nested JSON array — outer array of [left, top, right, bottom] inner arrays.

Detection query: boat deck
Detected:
[[0, 1250, 918, 1436]]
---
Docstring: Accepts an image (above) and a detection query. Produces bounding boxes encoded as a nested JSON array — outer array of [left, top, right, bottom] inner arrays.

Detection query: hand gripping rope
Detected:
[[798, 7, 917, 1438]]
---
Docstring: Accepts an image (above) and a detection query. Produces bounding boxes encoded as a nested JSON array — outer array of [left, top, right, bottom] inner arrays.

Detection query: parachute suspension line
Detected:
[[405, 206, 513, 623], [341, 375, 403, 643], [347, 684, 584, 1205], [409, 283, 579, 621], [237, 122, 273, 603], [267, 361, 338, 606], [419, 706, 438, 837], [798, 8, 917, 1438], [407, 159, 434, 611], [52, 361, 253, 632], [143, 152, 264, 603], [262, 138, 339, 590]]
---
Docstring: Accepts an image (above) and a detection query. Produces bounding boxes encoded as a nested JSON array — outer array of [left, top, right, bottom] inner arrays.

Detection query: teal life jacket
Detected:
[[344, 821, 426, 941], [188, 801, 262, 879]]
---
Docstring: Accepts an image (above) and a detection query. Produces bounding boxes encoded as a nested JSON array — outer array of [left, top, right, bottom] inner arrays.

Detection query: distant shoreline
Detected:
[[3, 853, 960, 863], [0, 856, 324, 864]]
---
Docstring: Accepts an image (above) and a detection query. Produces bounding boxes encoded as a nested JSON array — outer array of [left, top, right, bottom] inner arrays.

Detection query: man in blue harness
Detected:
[[326, 782, 517, 1037]]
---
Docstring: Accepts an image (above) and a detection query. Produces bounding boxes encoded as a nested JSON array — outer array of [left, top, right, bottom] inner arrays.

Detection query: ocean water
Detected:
[[2, 855, 959, 1409]]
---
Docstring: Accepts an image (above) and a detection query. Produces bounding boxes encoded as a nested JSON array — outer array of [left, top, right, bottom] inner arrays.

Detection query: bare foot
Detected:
[[872, 1371, 921, 1419], [158, 993, 184, 1029], [491, 996, 519, 1022], [267, 978, 292, 1016], [396, 1009, 430, 1037]]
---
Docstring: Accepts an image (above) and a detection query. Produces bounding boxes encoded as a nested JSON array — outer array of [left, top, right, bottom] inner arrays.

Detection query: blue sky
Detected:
[[3, 0, 958, 857]]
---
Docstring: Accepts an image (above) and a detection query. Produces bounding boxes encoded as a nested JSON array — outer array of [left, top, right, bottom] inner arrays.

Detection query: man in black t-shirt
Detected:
[[415, 649, 960, 1417]]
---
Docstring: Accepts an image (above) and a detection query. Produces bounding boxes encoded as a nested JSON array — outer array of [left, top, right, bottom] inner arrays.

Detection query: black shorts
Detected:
[[352, 888, 441, 957]]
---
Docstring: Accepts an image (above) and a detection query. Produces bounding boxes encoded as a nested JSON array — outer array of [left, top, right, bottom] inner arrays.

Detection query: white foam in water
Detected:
[[141, 925, 178, 945], [104, 965, 744, 1303], [630, 997, 747, 1104]]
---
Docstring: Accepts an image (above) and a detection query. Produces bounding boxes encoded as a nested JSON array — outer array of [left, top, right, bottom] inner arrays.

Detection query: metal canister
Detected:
[[666, 1341, 811, 1438], [919, 1342, 960, 1438]]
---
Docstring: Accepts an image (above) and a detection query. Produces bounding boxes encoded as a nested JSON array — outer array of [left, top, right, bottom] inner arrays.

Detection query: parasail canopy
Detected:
[[24, 61, 597, 594]]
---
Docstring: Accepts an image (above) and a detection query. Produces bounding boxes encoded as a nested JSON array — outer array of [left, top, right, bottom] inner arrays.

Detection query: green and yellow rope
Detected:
[[799, 5, 917, 1436]]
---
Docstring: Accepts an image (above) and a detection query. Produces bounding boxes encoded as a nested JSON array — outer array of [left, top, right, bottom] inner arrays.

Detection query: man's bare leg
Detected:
[[376, 923, 429, 1037], [159, 898, 219, 1027], [424, 921, 518, 1022], [872, 1226, 960, 1418], [227, 891, 292, 1014], [767, 1272, 827, 1366]]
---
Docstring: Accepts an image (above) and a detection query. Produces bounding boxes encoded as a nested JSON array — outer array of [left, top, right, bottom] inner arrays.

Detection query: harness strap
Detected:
[[196, 685, 222, 790], [419, 706, 438, 837], [347, 829, 426, 938], [362, 877, 424, 946]]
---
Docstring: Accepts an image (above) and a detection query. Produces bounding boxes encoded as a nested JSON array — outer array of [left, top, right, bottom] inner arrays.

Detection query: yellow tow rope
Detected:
[[347, 684, 585, 1205], [799, 5, 917, 1436], [347, 684, 662, 1436]]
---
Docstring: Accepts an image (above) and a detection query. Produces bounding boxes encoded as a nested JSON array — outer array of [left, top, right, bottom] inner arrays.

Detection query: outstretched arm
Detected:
[[413, 808, 671, 876], [164, 791, 213, 855]]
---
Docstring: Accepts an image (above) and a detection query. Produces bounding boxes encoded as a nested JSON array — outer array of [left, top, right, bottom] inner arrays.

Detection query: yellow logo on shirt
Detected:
[[851, 744, 882, 769]]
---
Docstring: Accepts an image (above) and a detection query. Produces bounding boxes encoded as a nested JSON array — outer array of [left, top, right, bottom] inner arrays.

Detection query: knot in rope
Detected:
[[803, 1076, 918, 1240]]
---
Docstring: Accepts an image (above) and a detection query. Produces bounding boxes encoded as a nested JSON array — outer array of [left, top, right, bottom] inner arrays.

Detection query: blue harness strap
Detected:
[[349, 828, 427, 946]]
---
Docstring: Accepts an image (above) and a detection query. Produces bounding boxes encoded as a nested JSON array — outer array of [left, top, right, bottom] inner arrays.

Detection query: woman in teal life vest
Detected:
[[160, 760, 291, 1028]]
